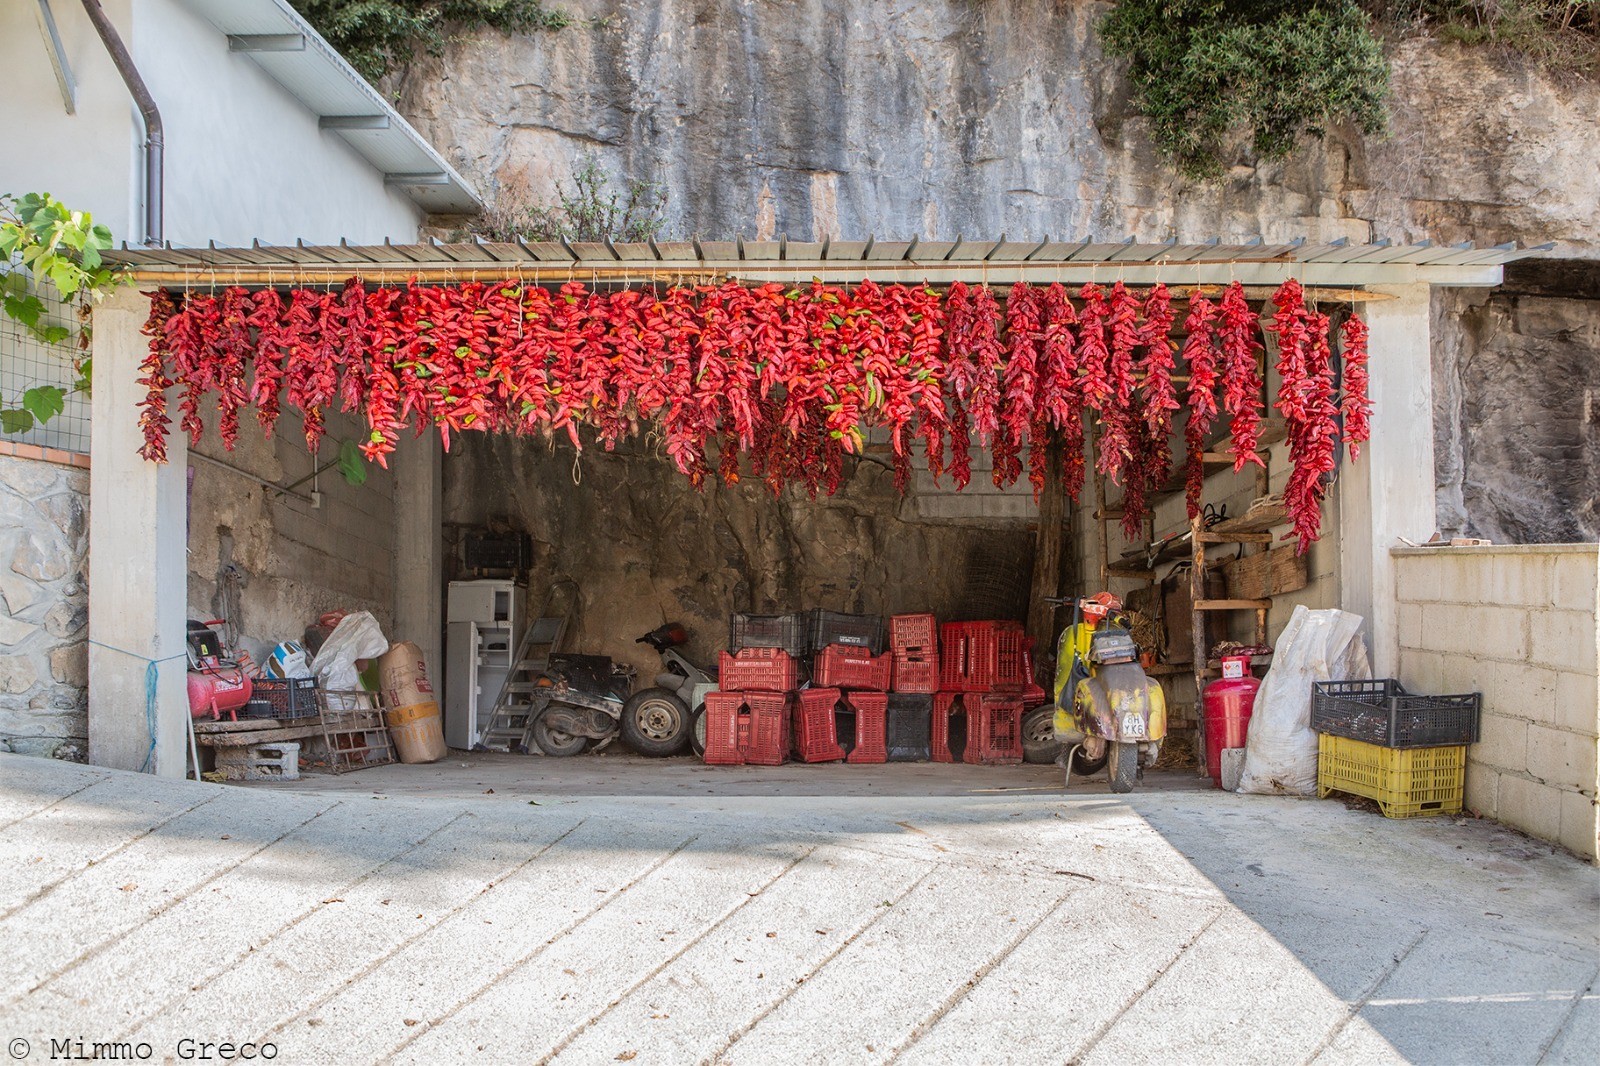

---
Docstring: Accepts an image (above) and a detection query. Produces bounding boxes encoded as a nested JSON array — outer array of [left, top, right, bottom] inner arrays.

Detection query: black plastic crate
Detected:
[[885, 694, 932, 762], [729, 612, 808, 658], [809, 609, 886, 656], [251, 677, 320, 720], [1312, 679, 1481, 749]]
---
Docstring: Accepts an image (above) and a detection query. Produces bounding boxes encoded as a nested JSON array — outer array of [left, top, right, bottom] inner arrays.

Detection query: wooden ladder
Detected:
[[480, 615, 568, 752]]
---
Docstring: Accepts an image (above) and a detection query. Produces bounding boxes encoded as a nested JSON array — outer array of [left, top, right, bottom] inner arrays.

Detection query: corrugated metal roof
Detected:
[[106, 235, 1554, 283], [176, 0, 481, 215]]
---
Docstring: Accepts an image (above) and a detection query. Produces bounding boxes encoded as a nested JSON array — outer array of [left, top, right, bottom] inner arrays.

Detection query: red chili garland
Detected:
[[136, 279, 1373, 552]]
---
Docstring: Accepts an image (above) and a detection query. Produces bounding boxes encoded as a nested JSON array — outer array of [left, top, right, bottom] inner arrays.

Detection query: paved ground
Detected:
[[1, 751, 1596, 1065]]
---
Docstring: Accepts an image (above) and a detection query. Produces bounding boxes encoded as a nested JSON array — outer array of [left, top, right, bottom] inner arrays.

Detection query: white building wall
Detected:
[[0, 0, 421, 247]]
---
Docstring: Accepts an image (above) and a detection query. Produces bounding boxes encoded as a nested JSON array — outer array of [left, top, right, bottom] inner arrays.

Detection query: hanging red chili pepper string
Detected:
[[1179, 292, 1221, 520], [1339, 312, 1371, 460], [1218, 280, 1266, 471], [136, 276, 1372, 550]]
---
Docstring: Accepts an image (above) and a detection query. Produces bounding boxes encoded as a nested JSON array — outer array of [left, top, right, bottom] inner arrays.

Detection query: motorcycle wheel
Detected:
[[688, 703, 707, 759], [532, 712, 588, 757], [621, 688, 691, 757], [1021, 706, 1061, 764], [1108, 740, 1139, 793]]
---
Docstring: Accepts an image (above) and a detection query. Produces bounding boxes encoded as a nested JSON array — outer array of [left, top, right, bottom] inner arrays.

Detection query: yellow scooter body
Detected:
[[1052, 620, 1166, 744], [1052, 621, 1095, 742]]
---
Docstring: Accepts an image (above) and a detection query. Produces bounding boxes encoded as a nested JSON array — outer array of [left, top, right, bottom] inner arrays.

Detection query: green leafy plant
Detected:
[[1100, 0, 1390, 180], [1, 192, 124, 435], [467, 157, 669, 244], [289, 1, 572, 82]]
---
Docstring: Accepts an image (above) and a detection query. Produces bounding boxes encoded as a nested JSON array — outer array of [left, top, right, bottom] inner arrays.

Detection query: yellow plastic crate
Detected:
[[1317, 734, 1465, 818]]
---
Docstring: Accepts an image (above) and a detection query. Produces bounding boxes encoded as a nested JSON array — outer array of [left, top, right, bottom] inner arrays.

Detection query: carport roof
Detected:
[[106, 235, 1554, 288]]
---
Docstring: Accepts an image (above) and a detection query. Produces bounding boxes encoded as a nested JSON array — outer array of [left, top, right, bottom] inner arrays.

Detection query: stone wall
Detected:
[[1393, 545, 1600, 861], [186, 408, 397, 654], [441, 433, 1037, 682], [0, 450, 89, 759]]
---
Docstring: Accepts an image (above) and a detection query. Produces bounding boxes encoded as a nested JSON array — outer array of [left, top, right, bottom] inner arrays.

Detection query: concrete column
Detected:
[[1339, 283, 1436, 677], [392, 431, 443, 687], [88, 287, 189, 776]]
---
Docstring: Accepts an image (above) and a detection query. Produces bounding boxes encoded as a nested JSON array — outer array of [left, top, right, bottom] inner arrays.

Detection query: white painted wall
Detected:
[[0, 0, 421, 247]]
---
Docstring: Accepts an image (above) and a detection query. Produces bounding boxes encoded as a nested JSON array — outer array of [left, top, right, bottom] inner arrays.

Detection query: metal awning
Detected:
[[175, 0, 481, 215], [106, 235, 1554, 288]]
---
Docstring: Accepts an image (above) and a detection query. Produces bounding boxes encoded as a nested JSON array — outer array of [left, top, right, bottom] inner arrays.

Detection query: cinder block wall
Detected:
[[1392, 545, 1600, 861]]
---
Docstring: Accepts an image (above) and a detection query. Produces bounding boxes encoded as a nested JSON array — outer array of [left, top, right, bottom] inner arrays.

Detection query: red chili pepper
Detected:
[[137, 290, 177, 462]]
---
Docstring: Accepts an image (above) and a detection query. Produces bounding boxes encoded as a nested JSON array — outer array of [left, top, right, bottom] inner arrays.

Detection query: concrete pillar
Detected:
[[392, 431, 443, 687], [1339, 283, 1436, 677], [88, 287, 189, 776]]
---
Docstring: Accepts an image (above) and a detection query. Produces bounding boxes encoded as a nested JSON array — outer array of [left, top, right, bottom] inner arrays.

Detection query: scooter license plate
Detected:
[[1121, 713, 1147, 739]]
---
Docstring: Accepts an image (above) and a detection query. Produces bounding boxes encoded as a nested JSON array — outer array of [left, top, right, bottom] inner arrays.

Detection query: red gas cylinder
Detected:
[[1203, 655, 1260, 788]]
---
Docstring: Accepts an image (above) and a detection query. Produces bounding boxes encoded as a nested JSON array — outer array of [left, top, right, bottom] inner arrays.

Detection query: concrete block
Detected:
[[1398, 602, 1424, 651], [1473, 712, 1528, 774], [1437, 652, 1496, 707], [1526, 724, 1598, 794], [1494, 772, 1562, 844], [1553, 551, 1600, 613], [1556, 788, 1598, 862], [1435, 553, 1487, 604], [1399, 649, 1445, 694], [1423, 603, 1528, 660], [1555, 671, 1600, 735], [213, 741, 300, 781], [1464, 761, 1500, 817], [1401, 550, 1452, 601], [1488, 553, 1554, 609], [1491, 663, 1560, 727], [1530, 609, 1597, 673]]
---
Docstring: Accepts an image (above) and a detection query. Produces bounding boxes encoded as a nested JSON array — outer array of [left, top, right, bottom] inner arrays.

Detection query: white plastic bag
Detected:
[[1236, 605, 1371, 796], [311, 611, 389, 703]]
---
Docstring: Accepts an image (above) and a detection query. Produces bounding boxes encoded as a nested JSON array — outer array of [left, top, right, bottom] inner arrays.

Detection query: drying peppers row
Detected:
[[137, 278, 1371, 552]]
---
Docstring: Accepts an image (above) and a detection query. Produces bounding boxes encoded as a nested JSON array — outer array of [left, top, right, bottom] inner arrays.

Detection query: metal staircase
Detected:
[[480, 615, 568, 752]]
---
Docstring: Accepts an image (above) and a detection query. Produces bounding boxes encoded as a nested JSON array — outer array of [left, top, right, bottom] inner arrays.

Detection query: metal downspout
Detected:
[[79, 0, 163, 245]]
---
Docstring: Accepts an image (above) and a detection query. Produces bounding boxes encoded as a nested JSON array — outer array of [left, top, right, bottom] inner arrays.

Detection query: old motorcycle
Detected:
[[1052, 593, 1167, 793]]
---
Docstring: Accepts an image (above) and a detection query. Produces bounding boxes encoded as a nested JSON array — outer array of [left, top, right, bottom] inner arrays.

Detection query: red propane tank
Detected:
[[1203, 655, 1260, 788]]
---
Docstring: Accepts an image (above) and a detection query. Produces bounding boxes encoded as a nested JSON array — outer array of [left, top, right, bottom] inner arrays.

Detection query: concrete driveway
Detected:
[[0, 751, 1596, 1065]]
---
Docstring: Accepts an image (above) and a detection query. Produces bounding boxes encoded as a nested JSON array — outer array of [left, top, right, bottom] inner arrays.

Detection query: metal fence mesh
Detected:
[[0, 292, 91, 454]]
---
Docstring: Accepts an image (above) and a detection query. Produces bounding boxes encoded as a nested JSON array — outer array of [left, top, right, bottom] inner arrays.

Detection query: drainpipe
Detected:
[[79, 0, 163, 245]]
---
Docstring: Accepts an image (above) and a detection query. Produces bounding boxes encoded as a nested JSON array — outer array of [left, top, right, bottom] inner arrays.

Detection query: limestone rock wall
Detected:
[[397, 0, 1600, 255], [0, 454, 89, 760]]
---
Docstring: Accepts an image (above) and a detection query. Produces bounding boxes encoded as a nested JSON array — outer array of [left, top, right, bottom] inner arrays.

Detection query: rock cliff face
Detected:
[[396, 0, 1600, 255]]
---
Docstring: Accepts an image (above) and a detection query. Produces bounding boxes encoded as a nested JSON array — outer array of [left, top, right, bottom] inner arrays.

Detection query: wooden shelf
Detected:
[[1195, 598, 1272, 611], [1213, 497, 1290, 535]]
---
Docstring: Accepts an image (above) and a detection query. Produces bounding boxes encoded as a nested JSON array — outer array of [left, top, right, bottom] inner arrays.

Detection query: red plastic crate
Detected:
[[844, 691, 888, 764], [939, 621, 1028, 693], [743, 691, 793, 766], [814, 643, 892, 691], [890, 613, 938, 652], [931, 691, 966, 763], [702, 692, 750, 765], [793, 688, 846, 763], [717, 648, 799, 692], [892, 652, 940, 694], [967, 696, 1024, 765]]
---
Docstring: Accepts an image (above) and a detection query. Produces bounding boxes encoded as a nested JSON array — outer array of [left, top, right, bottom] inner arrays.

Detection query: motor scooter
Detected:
[[527, 623, 713, 757], [1052, 593, 1167, 793]]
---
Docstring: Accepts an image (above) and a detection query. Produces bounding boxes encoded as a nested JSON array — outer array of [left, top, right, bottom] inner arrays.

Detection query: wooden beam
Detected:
[[1026, 443, 1067, 676], [1194, 598, 1273, 610]]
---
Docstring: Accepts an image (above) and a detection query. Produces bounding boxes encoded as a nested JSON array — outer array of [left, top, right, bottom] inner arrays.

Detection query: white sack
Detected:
[[311, 611, 389, 701], [1236, 605, 1371, 796]]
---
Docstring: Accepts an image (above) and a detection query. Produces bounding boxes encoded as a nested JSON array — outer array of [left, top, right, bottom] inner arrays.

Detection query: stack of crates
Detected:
[[808, 610, 890, 759], [932, 621, 1027, 765], [791, 687, 888, 763], [1312, 679, 1481, 818], [889, 613, 939, 694], [709, 615, 809, 767]]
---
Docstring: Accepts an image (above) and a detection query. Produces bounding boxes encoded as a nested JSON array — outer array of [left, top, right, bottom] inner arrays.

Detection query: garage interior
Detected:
[[83, 235, 1540, 796]]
